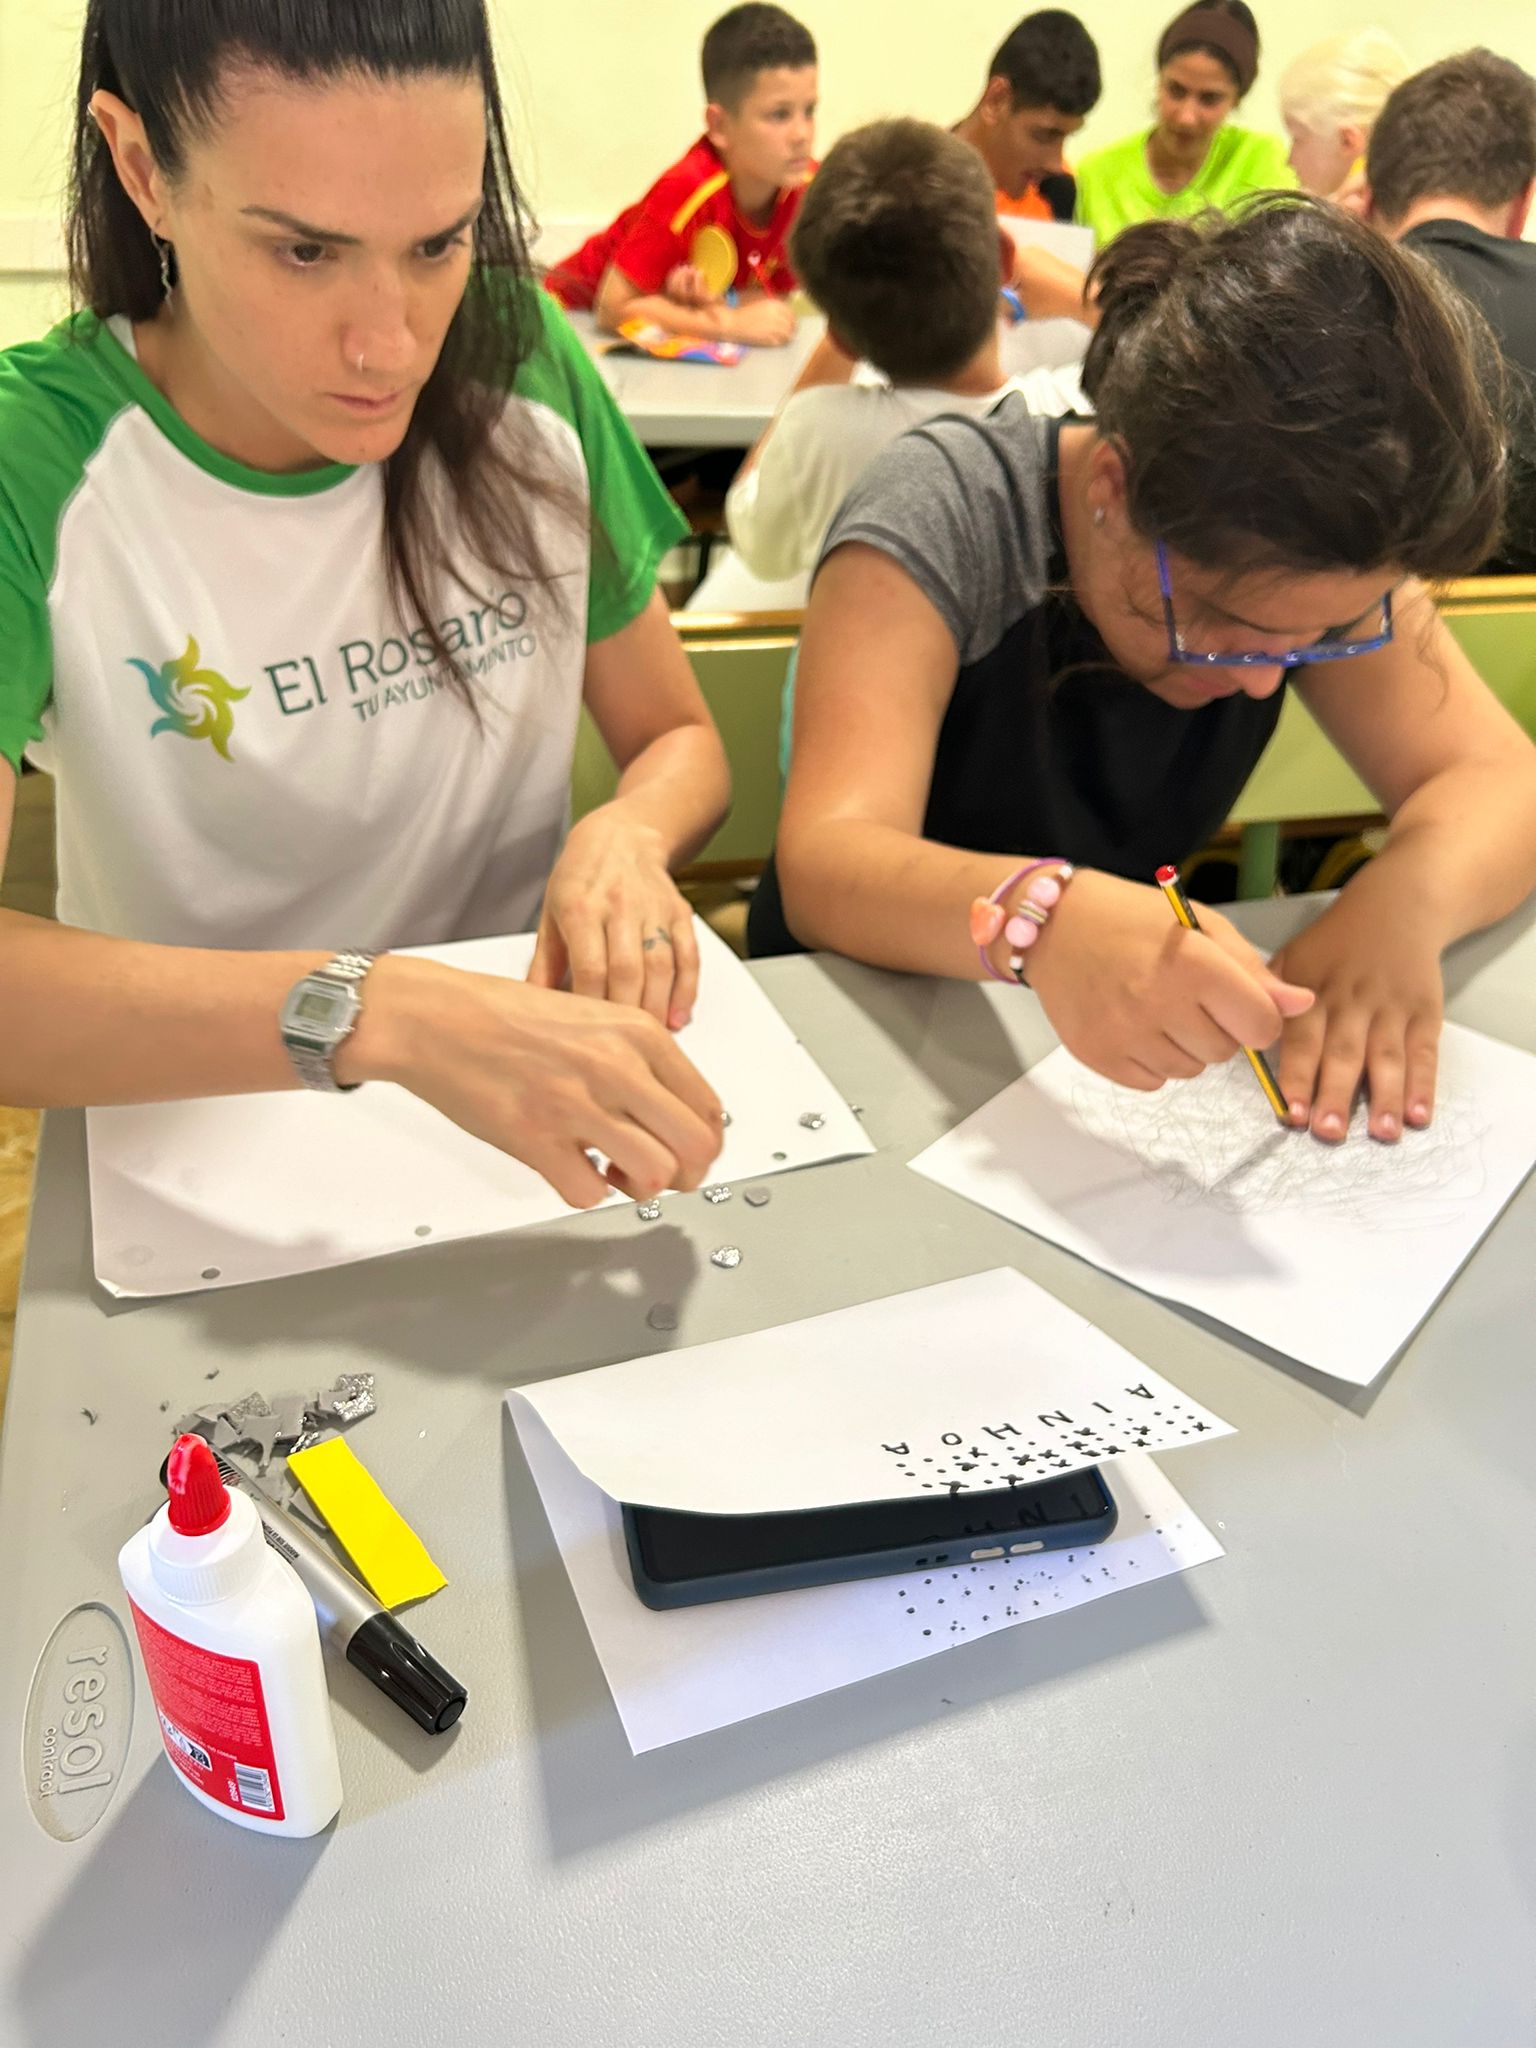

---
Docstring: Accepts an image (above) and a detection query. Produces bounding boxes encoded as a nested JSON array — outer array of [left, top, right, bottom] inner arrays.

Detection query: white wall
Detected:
[[497, 0, 1536, 222], [3, 0, 1536, 344]]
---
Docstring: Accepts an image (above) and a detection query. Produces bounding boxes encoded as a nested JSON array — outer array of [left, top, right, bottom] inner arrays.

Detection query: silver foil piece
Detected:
[[710, 1246, 743, 1269], [270, 1393, 309, 1447], [224, 1390, 274, 1430], [798, 1112, 825, 1131], [646, 1303, 679, 1332], [743, 1186, 772, 1208], [317, 1372, 376, 1427]]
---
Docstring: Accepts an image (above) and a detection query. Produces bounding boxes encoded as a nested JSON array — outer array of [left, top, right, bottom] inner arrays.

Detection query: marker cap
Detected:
[[345, 1612, 467, 1734]]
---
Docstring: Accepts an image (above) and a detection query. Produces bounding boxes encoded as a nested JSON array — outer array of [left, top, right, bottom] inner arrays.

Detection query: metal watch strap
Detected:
[[286, 951, 377, 1094]]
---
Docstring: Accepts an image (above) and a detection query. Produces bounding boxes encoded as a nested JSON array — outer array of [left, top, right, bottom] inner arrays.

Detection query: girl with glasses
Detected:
[[749, 199, 1536, 1148]]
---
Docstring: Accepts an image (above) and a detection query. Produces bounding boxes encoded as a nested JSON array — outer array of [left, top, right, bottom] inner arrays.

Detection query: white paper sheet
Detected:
[[513, 1268, 1233, 1514], [909, 1023, 1536, 1386], [508, 1400, 1221, 1752], [86, 920, 872, 1297]]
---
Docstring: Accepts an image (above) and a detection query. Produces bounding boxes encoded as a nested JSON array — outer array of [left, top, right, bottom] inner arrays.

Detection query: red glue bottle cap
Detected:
[[166, 1433, 232, 1537]]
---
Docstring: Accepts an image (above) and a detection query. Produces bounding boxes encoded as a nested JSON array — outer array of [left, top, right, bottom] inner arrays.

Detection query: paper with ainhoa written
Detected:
[[908, 1023, 1536, 1386], [510, 1268, 1233, 1516], [508, 1396, 1221, 1752], [86, 920, 872, 1297]]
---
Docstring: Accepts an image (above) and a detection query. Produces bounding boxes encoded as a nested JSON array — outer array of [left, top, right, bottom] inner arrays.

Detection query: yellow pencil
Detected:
[[1154, 865, 1291, 1125]]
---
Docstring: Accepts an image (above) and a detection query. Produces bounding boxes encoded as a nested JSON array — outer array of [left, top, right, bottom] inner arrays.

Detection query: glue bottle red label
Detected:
[[119, 1436, 342, 1837]]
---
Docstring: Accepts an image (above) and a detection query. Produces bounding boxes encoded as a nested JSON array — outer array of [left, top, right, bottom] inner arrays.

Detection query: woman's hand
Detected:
[[527, 807, 701, 1030], [1024, 869, 1315, 1089], [1269, 885, 1445, 1143], [345, 956, 723, 1209]]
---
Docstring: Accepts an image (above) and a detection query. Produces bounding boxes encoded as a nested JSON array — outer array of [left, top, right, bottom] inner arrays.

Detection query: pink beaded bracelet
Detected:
[[970, 859, 1076, 984]]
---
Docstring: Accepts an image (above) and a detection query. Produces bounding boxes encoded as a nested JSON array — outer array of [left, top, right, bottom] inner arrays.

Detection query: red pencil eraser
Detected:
[[1155, 865, 1179, 885]]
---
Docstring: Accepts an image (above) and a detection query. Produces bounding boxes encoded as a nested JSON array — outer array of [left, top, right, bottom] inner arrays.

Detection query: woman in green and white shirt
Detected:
[[1075, 3, 1294, 247], [0, 0, 728, 1207]]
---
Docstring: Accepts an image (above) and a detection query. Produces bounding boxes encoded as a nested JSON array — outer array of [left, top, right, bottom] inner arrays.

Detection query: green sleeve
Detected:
[[0, 315, 128, 774], [0, 495, 53, 774], [512, 286, 689, 644]]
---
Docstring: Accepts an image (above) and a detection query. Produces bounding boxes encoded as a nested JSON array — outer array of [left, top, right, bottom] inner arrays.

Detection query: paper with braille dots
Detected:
[[508, 1398, 1220, 1752], [85, 920, 872, 1297], [510, 1268, 1231, 1517], [506, 1271, 1227, 1748]]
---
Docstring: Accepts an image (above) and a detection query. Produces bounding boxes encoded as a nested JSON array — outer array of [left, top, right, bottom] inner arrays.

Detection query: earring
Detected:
[[356, 350, 366, 374], [154, 234, 174, 302], [1091, 508, 1105, 527]]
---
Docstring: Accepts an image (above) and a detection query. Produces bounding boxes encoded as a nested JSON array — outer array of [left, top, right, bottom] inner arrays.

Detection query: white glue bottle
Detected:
[[119, 1433, 343, 1837]]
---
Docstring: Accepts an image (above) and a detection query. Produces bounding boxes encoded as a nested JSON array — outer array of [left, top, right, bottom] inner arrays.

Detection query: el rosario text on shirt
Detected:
[[261, 588, 538, 725]]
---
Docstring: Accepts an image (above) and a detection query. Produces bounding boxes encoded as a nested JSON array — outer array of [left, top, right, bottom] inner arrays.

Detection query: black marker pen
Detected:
[[159, 1449, 467, 1735]]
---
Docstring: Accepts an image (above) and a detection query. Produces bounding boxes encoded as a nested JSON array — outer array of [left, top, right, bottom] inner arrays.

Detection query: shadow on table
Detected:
[[9, 1771, 329, 2048], [501, 1404, 1212, 1862], [1143, 1299, 1399, 1418], [756, 954, 1047, 1152], [97, 1204, 713, 1394]]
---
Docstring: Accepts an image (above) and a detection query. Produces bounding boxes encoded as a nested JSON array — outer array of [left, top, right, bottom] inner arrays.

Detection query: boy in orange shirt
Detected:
[[952, 10, 1102, 323], [953, 10, 1100, 223], [544, 5, 816, 349]]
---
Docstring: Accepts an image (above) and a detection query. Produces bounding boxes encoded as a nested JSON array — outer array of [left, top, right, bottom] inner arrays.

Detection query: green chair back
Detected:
[[1225, 576, 1536, 895]]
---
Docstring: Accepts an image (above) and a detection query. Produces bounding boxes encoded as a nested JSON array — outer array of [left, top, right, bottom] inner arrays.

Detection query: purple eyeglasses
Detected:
[[1156, 540, 1394, 669]]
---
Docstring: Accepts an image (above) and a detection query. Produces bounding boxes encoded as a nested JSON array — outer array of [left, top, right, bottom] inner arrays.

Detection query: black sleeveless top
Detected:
[[747, 404, 1285, 957]]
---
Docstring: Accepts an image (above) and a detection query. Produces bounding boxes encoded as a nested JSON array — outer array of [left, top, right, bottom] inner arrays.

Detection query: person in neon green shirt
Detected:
[[1077, 3, 1294, 246]]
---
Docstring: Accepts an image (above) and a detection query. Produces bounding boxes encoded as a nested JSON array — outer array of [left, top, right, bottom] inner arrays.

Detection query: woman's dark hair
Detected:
[[68, 0, 576, 705], [1080, 196, 1509, 580]]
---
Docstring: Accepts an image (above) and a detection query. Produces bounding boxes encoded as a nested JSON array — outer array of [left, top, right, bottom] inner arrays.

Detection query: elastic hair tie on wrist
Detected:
[[969, 860, 1075, 984]]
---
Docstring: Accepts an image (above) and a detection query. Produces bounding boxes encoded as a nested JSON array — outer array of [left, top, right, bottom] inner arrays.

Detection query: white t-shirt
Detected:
[[724, 363, 1088, 585], [0, 290, 685, 950]]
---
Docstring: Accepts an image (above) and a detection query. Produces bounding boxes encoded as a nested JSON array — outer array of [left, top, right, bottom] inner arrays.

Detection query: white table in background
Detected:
[[568, 307, 826, 449]]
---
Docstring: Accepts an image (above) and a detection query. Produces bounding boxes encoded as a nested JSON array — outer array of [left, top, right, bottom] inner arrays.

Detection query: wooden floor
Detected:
[[0, 771, 53, 1424]]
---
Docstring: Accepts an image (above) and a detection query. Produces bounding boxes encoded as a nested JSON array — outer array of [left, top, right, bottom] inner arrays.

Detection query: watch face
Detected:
[[282, 976, 359, 1047], [293, 988, 340, 1024]]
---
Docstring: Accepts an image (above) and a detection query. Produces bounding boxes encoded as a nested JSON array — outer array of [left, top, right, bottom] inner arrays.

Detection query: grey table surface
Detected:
[[568, 306, 826, 448], [3, 894, 1535, 2048]]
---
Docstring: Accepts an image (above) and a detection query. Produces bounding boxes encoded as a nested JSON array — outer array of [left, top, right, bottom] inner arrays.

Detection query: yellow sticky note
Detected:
[[287, 1436, 447, 1609]]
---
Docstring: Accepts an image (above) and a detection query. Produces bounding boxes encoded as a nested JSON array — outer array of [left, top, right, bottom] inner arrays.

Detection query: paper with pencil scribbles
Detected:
[[909, 1022, 1536, 1386]]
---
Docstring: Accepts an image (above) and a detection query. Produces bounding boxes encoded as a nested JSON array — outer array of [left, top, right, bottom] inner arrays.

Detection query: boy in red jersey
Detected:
[[544, 5, 816, 348]]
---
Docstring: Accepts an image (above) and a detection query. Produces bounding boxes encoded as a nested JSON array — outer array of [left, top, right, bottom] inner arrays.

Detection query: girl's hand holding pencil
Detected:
[[1022, 868, 1315, 1100]]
